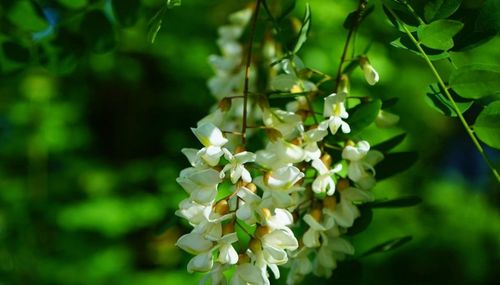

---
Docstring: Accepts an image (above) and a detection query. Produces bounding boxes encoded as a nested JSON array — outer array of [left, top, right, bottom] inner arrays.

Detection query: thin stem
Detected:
[[386, 7, 500, 182], [334, 0, 367, 92], [242, 0, 263, 145]]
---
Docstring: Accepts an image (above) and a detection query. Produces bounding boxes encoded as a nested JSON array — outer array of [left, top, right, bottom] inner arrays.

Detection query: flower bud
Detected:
[[339, 74, 350, 94], [320, 153, 332, 168], [346, 140, 355, 147], [237, 254, 250, 264], [323, 196, 337, 210], [218, 97, 232, 112], [263, 172, 272, 186], [310, 208, 322, 222], [249, 238, 262, 253], [214, 199, 229, 215], [246, 182, 257, 193], [337, 178, 350, 191], [359, 56, 379, 86], [255, 225, 271, 238], [260, 208, 272, 220], [375, 110, 400, 128], [265, 128, 283, 142], [222, 222, 235, 235], [235, 145, 246, 153]]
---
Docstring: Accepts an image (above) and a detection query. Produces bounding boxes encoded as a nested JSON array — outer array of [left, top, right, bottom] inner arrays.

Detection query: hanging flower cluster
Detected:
[[176, 5, 393, 285]]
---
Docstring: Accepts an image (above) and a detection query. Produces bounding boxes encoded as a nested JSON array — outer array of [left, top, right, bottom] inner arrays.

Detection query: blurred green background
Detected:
[[0, 0, 499, 284]]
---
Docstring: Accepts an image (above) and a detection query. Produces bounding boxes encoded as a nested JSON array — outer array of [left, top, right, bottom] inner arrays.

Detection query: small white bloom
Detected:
[[361, 62, 379, 86], [230, 262, 269, 285], [319, 92, 350, 135], [218, 233, 239, 265], [262, 108, 303, 139], [255, 140, 305, 170], [327, 186, 374, 228], [176, 231, 214, 255], [187, 250, 214, 273], [176, 167, 221, 204], [236, 187, 262, 225], [192, 123, 229, 166], [302, 128, 328, 161], [342, 141, 384, 189], [311, 159, 342, 196], [302, 214, 333, 248], [220, 149, 256, 183]]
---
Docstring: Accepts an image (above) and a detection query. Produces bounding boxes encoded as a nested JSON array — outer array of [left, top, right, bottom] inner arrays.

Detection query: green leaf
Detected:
[[452, 0, 500, 51], [382, 2, 420, 31], [58, 0, 88, 9], [391, 36, 449, 61], [7, 0, 49, 32], [147, 5, 167, 44], [382, 97, 399, 109], [346, 206, 372, 236], [360, 236, 412, 257], [474, 101, 500, 149], [425, 83, 473, 117], [417, 20, 464, 50], [449, 65, 500, 99], [293, 3, 311, 54], [369, 196, 422, 209], [376, 152, 418, 180], [343, 4, 374, 30], [346, 99, 382, 135], [81, 10, 116, 53], [112, 0, 141, 27], [372, 133, 406, 153], [424, 0, 461, 22], [2, 41, 31, 63]]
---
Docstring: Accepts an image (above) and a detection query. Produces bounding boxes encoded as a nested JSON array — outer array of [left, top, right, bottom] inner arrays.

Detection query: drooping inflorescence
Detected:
[[176, 5, 393, 285]]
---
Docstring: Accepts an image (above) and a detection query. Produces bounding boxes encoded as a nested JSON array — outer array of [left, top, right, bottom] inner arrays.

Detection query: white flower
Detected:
[[314, 231, 355, 277], [256, 165, 304, 209], [302, 128, 328, 161], [187, 250, 214, 273], [311, 159, 342, 196], [220, 149, 256, 183], [302, 213, 334, 248], [192, 123, 229, 166], [342, 141, 384, 189], [262, 108, 303, 139], [236, 186, 261, 225], [175, 198, 212, 226], [327, 187, 373, 228], [176, 231, 214, 255], [177, 167, 221, 204], [286, 248, 313, 285], [361, 61, 379, 86], [230, 262, 269, 285], [319, 92, 350, 135], [218, 233, 239, 265], [261, 228, 298, 265], [255, 140, 305, 170]]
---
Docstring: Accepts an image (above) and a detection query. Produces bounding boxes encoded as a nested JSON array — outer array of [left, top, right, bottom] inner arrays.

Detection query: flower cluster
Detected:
[[176, 7, 391, 285]]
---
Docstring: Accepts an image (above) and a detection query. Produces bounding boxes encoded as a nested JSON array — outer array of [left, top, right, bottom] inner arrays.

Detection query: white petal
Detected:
[[187, 251, 214, 273], [176, 232, 213, 254], [219, 244, 239, 264]]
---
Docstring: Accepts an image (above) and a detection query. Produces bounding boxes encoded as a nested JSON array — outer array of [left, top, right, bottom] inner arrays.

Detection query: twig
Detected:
[[242, 0, 263, 145]]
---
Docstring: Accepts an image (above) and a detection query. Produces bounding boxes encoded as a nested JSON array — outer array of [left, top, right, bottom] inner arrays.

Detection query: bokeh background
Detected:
[[0, 0, 499, 284]]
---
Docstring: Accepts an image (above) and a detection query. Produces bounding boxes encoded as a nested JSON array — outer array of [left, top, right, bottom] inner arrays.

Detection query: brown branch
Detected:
[[242, 0, 263, 145]]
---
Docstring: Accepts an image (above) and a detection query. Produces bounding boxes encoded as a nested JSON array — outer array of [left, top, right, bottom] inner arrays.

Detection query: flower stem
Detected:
[[386, 7, 500, 182], [242, 0, 262, 145], [334, 0, 368, 92]]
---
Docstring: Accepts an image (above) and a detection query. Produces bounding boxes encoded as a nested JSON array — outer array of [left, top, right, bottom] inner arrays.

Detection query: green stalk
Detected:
[[387, 7, 500, 182]]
